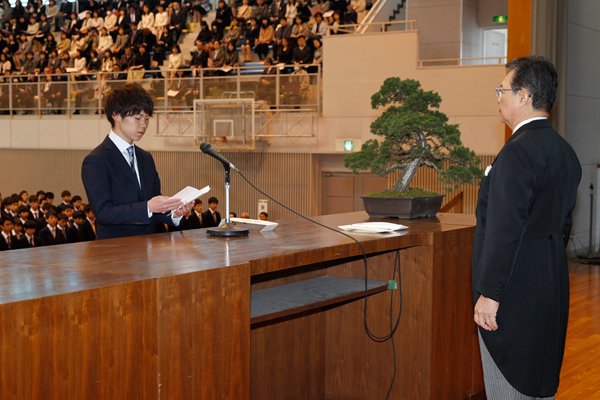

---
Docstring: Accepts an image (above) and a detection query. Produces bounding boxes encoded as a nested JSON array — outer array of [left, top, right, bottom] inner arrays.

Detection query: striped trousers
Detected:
[[478, 332, 555, 400]]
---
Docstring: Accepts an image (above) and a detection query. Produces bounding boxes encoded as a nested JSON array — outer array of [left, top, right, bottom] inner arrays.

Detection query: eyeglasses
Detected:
[[495, 87, 521, 98]]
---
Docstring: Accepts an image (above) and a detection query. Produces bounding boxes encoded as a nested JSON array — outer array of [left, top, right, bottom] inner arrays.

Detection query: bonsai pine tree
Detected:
[[344, 77, 483, 195]]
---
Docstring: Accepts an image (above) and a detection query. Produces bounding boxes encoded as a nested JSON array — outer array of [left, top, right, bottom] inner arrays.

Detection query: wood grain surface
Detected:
[[0, 212, 480, 400]]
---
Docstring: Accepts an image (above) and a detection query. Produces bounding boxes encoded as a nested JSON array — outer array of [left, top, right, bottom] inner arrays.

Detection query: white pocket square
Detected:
[[485, 165, 492, 176]]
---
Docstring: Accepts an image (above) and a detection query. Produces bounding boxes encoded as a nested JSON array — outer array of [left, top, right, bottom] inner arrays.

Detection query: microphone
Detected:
[[200, 143, 239, 172]]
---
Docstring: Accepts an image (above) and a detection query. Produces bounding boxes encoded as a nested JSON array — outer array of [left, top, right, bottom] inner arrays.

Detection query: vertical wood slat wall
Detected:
[[388, 155, 496, 215], [0, 150, 312, 221]]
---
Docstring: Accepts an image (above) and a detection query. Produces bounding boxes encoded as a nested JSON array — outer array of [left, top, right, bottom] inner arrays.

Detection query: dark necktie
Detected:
[[7, 235, 11, 249], [127, 146, 140, 187], [30, 237, 34, 247]]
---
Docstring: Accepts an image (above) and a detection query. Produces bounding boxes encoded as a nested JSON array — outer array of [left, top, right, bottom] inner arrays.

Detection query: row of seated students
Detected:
[[0, 190, 97, 250], [0, 190, 262, 251]]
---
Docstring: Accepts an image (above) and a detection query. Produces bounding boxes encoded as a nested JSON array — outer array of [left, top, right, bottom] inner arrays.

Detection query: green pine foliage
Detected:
[[344, 77, 484, 194]]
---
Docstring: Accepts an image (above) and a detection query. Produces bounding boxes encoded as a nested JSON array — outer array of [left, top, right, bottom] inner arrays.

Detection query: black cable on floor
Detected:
[[236, 169, 403, 398]]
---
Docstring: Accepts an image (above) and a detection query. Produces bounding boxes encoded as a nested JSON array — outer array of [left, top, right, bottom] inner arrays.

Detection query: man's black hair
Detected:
[[506, 55, 558, 113], [260, 212, 268, 217], [73, 210, 86, 220], [84, 205, 92, 213], [13, 218, 23, 227], [0, 217, 10, 226], [42, 203, 53, 211], [19, 190, 28, 197], [17, 205, 29, 215], [46, 210, 57, 218], [3, 196, 16, 206], [194, 199, 202, 205], [46, 192, 54, 199], [57, 213, 68, 221], [28, 195, 38, 203], [208, 197, 218, 204], [64, 204, 75, 210], [103, 83, 154, 127], [61, 190, 71, 197], [72, 195, 82, 203], [24, 220, 36, 230], [36, 190, 45, 197]]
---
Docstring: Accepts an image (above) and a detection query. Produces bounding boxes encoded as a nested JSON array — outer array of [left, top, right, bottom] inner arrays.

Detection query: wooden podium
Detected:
[[0, 212, 484, 399]]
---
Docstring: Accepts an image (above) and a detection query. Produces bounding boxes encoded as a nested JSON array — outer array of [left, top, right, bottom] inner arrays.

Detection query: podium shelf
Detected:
[[250, 276, 389, 324]]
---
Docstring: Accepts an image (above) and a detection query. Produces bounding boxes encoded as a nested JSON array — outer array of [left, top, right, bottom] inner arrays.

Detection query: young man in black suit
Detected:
[[0, 217, 17, 251], [28, 195, 42, 221], [38, 210, 63, 246], [202, 196, 221, 228], [73, 210, 96, 242], [187, 198, 204, 229], [81, 83, 193, 240], [57, 213, 76, 243], [472, 56, 581, 399], [16, 220, 41, 248]]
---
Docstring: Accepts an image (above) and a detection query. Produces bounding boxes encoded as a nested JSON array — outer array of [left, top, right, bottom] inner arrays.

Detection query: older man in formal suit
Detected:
[[81, 83, 193, 240], [472, 56, 581, 399]]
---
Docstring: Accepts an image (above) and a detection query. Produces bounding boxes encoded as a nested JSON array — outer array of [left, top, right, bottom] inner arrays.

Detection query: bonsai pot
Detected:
[[361, 195, 446, 219]]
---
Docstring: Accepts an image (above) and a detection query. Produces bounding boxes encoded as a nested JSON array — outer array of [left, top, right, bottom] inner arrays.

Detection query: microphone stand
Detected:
[[207, 163, 249, 237]]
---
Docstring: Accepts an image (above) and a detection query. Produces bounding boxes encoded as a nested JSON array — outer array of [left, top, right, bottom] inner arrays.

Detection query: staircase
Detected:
[[358, 0, 407, 34]]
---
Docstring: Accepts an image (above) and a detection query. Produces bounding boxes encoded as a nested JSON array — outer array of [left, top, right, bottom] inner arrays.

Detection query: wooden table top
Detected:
[[0, 212, 475, 305]]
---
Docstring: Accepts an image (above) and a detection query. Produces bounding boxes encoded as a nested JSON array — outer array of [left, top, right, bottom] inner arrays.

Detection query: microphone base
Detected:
[[207, 223, 249, 237]]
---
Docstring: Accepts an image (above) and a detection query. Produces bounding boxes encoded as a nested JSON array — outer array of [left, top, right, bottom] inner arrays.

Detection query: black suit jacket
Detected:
[[187, 210, 203, 229], [39, 225, 65, 246], [77, 219, 97, 242], [0, 233, 18, 251], [16, 234, 42, 249], [292, 45, 313, 64], [201, 210, 221, 228], [169, 8, 187, 30], [81, 135, 174, 240], [191, 49, 208, 68], [129, 29, 143, 47], [270, 1, 286, 20], [472, 119, 581, 397]]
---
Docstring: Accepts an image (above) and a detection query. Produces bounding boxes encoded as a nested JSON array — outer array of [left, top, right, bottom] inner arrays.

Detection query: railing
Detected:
[[327, 20, 416, 35], [418, 57, 507, 67], [0, 64, 322, 117]]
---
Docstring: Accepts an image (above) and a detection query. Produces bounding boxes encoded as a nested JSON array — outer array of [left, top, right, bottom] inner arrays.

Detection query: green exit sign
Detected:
[[343, 140, 354, 151], [493, 15, 508, 23]]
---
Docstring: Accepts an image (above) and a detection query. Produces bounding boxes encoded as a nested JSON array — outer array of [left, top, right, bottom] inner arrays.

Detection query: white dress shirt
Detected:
[[512, 117, 548, 135], [108, 131, 183, 226]]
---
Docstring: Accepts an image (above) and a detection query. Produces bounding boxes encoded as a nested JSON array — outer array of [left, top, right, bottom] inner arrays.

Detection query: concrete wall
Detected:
[[322, 30, 506, 156], [566, 0, 600, 254], [405, 0, 463, 60]]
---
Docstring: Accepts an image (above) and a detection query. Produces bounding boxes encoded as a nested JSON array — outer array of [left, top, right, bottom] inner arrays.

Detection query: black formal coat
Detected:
[[38, 225, 66, 246], [292, 45, 313, 65], [0, 233, 18, 250], [81, 135, 174, 240], [472, 119, 581, 397], [187, 210, 203, 229], [77, 219, 96, 242], [201, 209, 221, 228], [190, 49, 208, 68], [15, 234, 42, 249]]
